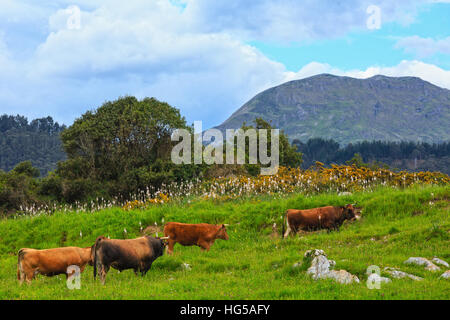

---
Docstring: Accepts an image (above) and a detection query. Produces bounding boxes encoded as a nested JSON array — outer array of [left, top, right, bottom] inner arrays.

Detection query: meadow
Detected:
[[0, 184, 449, 300]]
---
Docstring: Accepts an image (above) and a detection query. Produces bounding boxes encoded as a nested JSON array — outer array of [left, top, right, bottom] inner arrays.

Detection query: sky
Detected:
[[0, 0, 449, 129]]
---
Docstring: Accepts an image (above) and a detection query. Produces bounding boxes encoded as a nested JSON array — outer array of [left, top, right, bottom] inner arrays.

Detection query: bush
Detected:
[[0, 162, 41, 216], [38, 172, 63, 201]]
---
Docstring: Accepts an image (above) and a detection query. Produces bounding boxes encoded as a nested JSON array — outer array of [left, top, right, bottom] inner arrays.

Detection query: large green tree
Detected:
[[58, 96, 196, 200]]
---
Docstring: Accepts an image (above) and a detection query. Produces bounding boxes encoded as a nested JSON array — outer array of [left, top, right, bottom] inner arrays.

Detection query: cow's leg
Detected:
[[198, 240, 211, 251], [326, 224, 335, 233], [25, 270, 35, 284], [167, 240, 176, 255], [141, 264, 151, 277], [100, 265, 109, 285]]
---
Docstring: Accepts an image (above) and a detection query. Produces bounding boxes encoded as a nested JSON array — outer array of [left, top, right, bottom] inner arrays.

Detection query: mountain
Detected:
[[0, 115, 66, 176], [215, 74, 450, 145]]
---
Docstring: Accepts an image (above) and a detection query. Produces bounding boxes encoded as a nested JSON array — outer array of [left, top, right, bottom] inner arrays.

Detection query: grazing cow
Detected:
[[17, 246, 93, 284], [282, 204, 359, 238], [163, 223, 229, 255], [92, 236, 168, 284]]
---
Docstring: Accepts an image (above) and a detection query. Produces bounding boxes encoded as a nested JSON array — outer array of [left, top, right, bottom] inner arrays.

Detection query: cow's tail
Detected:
[[93, 236, 104, 280], [17, 249, 26, 281]]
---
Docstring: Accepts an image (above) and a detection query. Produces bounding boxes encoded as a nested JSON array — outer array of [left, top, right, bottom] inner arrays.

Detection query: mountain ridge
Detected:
[[215, 74, 450, 145]]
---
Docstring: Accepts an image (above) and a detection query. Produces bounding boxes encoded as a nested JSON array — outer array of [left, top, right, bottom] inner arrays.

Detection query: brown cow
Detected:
[[17, 246, 93, 284], [163, 223, 229, 254], [92, 236, 168, 285], [283, 204, 359, 238]]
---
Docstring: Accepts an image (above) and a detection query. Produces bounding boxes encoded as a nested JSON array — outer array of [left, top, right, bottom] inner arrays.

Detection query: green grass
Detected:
[[0, 185, 449, 299]]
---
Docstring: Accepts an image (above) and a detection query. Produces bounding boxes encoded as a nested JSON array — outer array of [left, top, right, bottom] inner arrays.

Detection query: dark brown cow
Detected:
[[163, 223, 229, 254], [92, 236, 168, 284], [283, 204, 359, 238], [17, 246, 93, 284]]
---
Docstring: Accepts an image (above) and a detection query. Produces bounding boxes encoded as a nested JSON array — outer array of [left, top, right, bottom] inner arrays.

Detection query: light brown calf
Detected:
[[164, 222, 229, 254], [17, 246, 93, 284]]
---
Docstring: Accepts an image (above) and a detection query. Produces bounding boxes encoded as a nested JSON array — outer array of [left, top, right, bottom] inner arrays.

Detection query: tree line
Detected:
[[0, 115, 66, 175], [293, 138, 450, 174]]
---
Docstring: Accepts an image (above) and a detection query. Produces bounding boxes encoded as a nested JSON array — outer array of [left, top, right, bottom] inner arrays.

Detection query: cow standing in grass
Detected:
[[163, 223, 229, 255], [17, 247, 93, 284], [92, 236, 168, 285], [282, 204, 360, 237]]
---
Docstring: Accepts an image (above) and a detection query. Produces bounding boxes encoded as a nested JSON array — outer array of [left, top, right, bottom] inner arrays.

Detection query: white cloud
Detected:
[[395, 36, 450, 58], [287, 60, 450, 90], [0, 1, 293, 127], [183, 0, 423, 42]]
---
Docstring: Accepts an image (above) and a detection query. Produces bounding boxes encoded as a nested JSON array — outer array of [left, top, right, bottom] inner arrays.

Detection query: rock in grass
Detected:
[[304, 249, 359, 284], [326, 270, 360, 284], [440, 271, 450, 279], [432, 258, 449, 268], [384, 267, 423, 281], [367, 273, 391, 284], [181, 263, 192, 271], [404, 257, 440, 272]]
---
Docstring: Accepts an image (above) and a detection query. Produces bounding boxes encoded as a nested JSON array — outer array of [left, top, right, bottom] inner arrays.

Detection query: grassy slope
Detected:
[[0, 185, 449, 300]]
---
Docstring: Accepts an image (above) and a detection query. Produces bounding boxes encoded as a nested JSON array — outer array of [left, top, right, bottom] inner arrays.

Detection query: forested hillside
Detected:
[[294, 138, 450, 174], [0, 115, 66, 176]]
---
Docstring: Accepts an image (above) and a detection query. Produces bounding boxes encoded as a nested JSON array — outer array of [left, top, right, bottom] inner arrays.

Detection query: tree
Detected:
[[240, 118, 302, 174], [58, 96, 196, 200], [0, 162, 41, 216], [12, 161, 40, 178], [346, 153, 367, 168]]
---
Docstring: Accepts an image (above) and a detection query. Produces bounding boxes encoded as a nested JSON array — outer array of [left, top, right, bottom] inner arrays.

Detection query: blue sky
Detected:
[[0, 0, 449, 129], [251, 2, 450, 70]]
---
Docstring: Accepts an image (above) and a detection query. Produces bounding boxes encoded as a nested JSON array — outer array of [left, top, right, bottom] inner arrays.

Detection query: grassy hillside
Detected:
[[0, 185, 449, 300]]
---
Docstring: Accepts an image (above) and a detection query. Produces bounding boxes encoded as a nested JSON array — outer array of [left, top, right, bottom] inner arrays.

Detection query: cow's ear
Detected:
[[221, 224, 226, 229]]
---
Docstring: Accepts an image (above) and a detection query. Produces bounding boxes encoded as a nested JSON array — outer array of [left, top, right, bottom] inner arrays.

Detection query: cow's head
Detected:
[[154, 236, 169, 257], [159, 236, 170, 248], [342, 204, 357, 221], [216, 224, 229, 240]]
